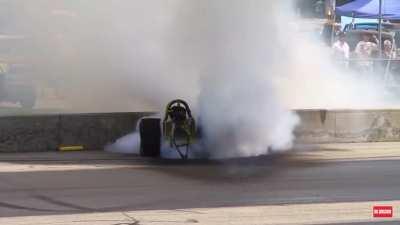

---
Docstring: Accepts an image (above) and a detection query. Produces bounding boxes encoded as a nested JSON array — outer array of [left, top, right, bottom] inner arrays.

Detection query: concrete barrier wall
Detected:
[[0, 115, 59, 152], [1, 110, 400, 152], [295, 109, 400, 144], [0, 112, 152, 153]]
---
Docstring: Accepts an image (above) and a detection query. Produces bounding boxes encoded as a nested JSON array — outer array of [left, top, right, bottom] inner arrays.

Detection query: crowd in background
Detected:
[[331, 30, 399, 80]]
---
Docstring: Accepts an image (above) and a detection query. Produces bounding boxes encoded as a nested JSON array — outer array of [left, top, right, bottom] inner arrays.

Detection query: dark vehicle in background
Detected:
[[0, 62, 36, 108], [343, 22, 400, 48], [0, 35, 36, 109]]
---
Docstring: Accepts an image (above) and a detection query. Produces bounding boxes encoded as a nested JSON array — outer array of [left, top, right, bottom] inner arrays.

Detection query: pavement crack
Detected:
[[120, 212, 141, 225], [112, 223, 140, 225], [174, 209, 206, 214], [33, 195, 94, 212], [0, 201, 61, 212]]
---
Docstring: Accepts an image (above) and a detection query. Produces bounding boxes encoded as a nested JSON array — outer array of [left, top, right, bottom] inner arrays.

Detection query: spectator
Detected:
[[332, 32, 350, 68], [382, 39, 398, 82], [355, 33, 379, 72], [383, 40, 396, 59]]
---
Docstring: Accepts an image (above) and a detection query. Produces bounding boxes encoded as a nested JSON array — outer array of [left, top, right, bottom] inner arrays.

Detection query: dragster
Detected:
[[139, 99, 197, 159]]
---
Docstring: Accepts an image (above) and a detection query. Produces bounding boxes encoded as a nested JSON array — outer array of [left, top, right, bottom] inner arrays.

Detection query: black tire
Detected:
[[139, 118, 161, 157]]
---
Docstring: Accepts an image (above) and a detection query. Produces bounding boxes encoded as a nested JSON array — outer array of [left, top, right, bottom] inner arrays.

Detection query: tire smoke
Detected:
[[6, 0, 395, 158], [171, 0, 300, 158], [106, 0, 394, 158], [107, 0, 300, 158]]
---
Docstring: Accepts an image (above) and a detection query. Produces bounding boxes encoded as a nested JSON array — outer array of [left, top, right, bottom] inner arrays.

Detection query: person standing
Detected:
[[355, 33, 379, 73], [383, 40, 396, 59], [382, 39, 398, 82], [332, 32, 350, 68]]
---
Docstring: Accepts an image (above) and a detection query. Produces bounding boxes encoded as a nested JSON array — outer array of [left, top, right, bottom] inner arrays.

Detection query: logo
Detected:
[[373, 206, 393, 218]]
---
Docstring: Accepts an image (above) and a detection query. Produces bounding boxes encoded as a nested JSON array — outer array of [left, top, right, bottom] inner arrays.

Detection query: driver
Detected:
[[169, 105, 188, 124]]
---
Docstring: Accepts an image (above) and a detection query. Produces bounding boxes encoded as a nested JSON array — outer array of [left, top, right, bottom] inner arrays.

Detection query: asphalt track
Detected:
[[1, 143, 400, 224]]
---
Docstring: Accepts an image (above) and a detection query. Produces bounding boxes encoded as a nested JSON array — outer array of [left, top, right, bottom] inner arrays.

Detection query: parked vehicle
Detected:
[[0, 35, 36, 109], [0, 62, 36, 108]]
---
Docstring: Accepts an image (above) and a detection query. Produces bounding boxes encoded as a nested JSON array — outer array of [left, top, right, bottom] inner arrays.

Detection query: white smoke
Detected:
[[105, 132, 141, 154], [169, 1, 300, 158], [5, 0, 397, 158], [106, 0, 396, 159], [5, 0, 197, 112], [106, 0, 300, 158], [272, 19, 394, 110]]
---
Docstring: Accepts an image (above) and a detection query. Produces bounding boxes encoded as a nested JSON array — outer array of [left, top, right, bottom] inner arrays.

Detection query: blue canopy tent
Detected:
[[336, 0, 400, 19]]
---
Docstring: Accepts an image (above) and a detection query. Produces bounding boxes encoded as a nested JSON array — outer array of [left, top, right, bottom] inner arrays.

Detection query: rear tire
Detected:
[[139, 118, 161, 157]]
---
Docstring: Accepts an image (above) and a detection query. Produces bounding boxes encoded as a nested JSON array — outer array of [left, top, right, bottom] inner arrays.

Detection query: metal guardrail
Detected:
[[333, 58, 400, 84]]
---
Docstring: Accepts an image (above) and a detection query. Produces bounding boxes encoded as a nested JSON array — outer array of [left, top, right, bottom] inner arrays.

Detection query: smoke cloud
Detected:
[[4, 0, 397, 158], [106, 0, 300, 158], [170, 1, 300, 158], [4, 0, 197, 112]]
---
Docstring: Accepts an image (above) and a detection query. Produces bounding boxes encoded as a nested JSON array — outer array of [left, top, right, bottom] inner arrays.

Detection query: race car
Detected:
[[139, 99, 197, 159]]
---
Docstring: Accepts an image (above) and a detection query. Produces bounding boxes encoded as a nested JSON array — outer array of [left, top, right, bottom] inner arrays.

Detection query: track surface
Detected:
[[1, 143, 400, 224]]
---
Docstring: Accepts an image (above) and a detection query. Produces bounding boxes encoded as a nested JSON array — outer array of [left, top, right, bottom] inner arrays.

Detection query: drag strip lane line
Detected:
[[0, 163, 152, 173]]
